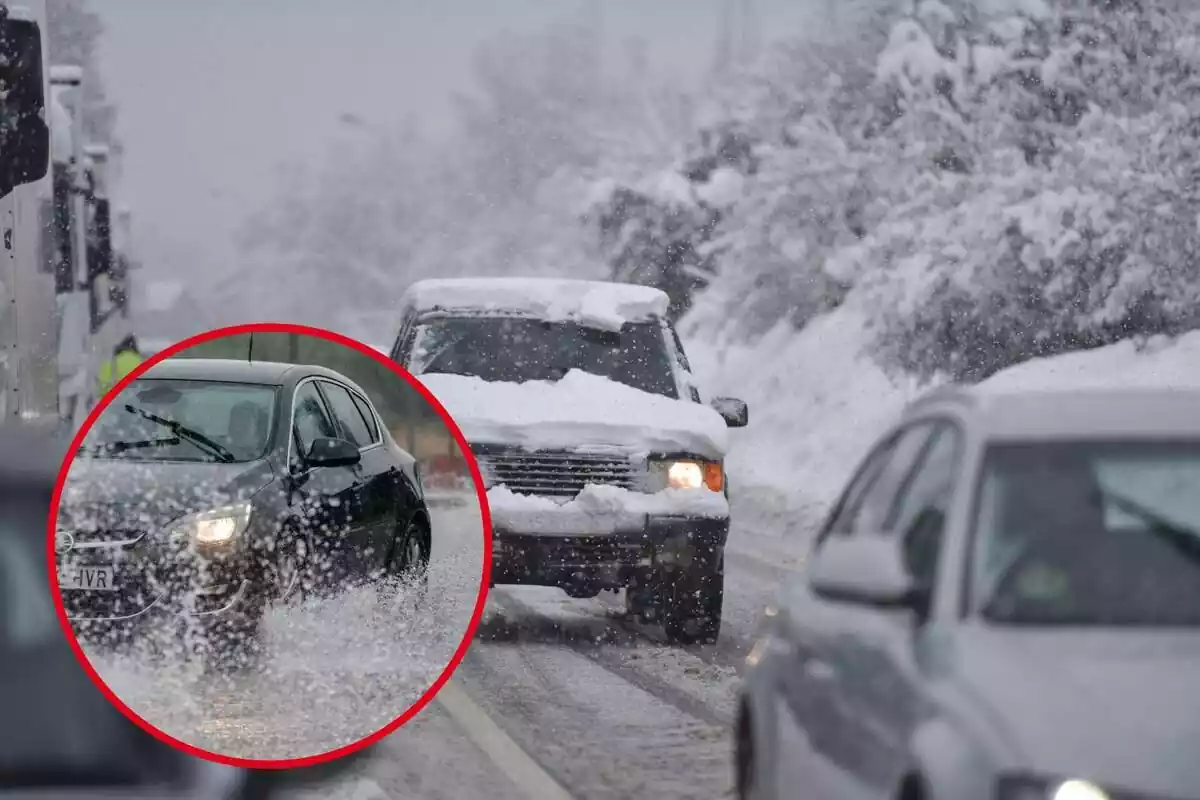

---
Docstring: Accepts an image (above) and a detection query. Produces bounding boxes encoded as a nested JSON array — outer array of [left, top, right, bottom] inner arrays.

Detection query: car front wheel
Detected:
[[394, 518, 431, 598]]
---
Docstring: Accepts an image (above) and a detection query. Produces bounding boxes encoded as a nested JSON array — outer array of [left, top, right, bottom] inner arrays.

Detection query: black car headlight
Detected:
[[646, 458, 724, 493], [168, 501, 252, 548], [997, 775, 1119, 800]]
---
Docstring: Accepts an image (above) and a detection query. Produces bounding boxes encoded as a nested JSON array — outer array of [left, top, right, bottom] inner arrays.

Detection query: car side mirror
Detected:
[[808, 533, 927, 613], [305, 436, 361, 468], [711, 396, 748, 428]]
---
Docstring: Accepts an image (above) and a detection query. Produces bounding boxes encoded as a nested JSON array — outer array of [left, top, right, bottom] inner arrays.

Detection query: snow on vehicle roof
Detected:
[[49, 89, 73, 165], [420, 369, 730, 459], [5, 5, 37, 22], [979, 331, 1200, 395], [404, 278, 671, 332], [966, 331, 1200, 439], [49, 65, 83, 85]]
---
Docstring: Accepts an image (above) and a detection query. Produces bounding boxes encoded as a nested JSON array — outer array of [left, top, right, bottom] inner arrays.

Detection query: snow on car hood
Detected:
[[952, 626, 1200, 796], [419, 370, 730, 460]]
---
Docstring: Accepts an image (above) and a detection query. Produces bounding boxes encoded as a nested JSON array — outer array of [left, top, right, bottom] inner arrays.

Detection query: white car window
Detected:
[[0, 517, 59, 650]]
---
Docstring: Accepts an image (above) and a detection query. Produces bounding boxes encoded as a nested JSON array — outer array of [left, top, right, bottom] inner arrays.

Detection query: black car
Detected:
[[56, 358, 432, 670]]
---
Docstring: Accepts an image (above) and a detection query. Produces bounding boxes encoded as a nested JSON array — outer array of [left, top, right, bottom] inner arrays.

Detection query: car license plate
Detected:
[[59, 565, 116, 591]]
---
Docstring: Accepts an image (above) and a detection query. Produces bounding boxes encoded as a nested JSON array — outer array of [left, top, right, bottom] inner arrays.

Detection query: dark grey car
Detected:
[[736, 385, 1200, 800], [0, 421, 366, 798]]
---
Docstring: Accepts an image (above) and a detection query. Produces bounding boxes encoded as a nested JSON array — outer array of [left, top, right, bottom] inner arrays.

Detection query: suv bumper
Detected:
[[490, 514, 730, 589]]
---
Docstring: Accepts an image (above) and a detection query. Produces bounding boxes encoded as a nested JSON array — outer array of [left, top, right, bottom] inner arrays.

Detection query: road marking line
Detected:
[[436, 679, 574, 800], [725, 541, 808, 574]]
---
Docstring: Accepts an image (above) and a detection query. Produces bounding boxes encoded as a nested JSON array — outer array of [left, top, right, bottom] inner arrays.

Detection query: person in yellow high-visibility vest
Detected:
[[96, 334, 144, 399]]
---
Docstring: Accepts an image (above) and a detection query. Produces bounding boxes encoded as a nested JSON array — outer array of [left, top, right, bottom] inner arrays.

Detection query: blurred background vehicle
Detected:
[[0, 1, 140, 432], [0, 420, 368, 799], [736, 384, 1200, 800]]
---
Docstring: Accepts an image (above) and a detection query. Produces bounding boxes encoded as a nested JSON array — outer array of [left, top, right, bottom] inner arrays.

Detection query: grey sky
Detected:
[[92, 1, 816, 291]]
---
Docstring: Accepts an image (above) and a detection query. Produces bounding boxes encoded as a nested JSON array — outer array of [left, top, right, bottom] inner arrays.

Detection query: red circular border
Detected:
[[45, 322, 494, 770]]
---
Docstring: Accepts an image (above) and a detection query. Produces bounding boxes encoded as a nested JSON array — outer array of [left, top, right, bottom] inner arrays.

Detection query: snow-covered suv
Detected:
[[389, 277, 749, 644]]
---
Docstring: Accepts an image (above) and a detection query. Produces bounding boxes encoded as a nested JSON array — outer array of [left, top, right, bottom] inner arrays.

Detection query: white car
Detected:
[[388, 277, 749, 644], [736, 383, 1200, 800]]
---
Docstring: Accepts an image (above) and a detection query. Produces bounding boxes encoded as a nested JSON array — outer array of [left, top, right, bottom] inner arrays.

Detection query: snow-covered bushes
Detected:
[[680, 0, 1200, 381]]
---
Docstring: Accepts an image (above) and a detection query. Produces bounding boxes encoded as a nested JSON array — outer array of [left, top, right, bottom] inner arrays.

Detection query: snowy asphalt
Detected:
[[291, 498, 812, 800]]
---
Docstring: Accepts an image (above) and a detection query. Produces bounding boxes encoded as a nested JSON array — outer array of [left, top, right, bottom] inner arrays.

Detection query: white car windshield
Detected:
[[971, 439, 1200, 626], [410, 315, 680, 398]]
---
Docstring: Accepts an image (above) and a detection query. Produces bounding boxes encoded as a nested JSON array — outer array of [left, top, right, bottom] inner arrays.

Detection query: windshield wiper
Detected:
[[122, 405, 236, 463], [1099, 486, 1200, 563], [85, 437, 181, 455]]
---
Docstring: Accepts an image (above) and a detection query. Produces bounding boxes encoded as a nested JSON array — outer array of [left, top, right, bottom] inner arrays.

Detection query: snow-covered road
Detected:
[[302, 502, 812, 800], [85, 501, 487, 761]]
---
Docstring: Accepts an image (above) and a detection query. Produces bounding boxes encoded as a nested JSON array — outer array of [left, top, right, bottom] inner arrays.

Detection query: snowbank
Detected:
[[683, 304, 923, 538], [419, 369, 730, 460], [403, 277, 670, 333], [488, 484, 729, 536], [979, 332, 1200, 393], [685, 302, 1200, 540]]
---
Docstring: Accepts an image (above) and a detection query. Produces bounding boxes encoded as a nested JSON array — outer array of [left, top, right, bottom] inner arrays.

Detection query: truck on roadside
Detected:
[[1, 0, 136, 427]]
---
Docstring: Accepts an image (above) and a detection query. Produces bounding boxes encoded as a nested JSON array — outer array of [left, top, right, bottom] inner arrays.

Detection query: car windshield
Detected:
[[409, 314, 680, 398], [971, 440, 1200, 627], [80, 378, 278, 463]]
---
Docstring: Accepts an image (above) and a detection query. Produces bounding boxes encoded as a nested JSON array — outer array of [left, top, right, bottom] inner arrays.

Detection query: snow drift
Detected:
[[685, 308, 1200, 541]]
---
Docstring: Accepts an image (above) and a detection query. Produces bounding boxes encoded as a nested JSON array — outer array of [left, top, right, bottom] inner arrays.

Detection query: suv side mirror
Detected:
[[711, 397, 748, 428], [305, 436, 361, 468], [0, 11, 51, 197]]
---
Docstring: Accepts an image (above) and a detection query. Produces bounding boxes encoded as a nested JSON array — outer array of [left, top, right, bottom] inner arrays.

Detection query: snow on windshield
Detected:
[[404, 278, 671, 333]]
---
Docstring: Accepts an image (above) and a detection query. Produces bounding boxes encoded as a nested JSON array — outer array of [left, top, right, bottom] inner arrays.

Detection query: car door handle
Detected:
[[804, 659, 836, 681]]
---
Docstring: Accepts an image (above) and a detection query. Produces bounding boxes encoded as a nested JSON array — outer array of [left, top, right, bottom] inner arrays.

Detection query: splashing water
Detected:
[[82, 504, 485, 760]]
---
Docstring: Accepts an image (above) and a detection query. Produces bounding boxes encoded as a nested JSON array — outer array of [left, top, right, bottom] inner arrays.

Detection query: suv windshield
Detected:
[[81, 379, 278, 463], [409, 315, 680, 398], [971, 440, 1200, 627]]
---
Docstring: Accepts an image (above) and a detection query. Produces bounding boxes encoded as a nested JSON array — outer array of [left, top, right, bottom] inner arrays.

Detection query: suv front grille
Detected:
[[475, 448, 639, 497]]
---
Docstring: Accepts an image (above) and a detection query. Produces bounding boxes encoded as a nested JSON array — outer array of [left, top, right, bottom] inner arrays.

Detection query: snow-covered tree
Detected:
[[675, 0, 1200, 380], [46, 0, 118, 143]]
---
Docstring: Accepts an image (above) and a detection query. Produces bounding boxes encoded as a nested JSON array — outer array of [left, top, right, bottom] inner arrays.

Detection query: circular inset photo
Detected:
[[48, 323, 491, 766]]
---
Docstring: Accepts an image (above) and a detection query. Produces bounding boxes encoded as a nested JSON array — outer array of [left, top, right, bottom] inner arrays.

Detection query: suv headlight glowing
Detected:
[[169, 502, 252, 547], [647, 458, 724, 492], [997, 775, 1112, 800]]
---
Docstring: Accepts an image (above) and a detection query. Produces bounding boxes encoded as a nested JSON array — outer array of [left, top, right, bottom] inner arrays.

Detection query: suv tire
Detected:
[[663, 546, 724, 645]]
